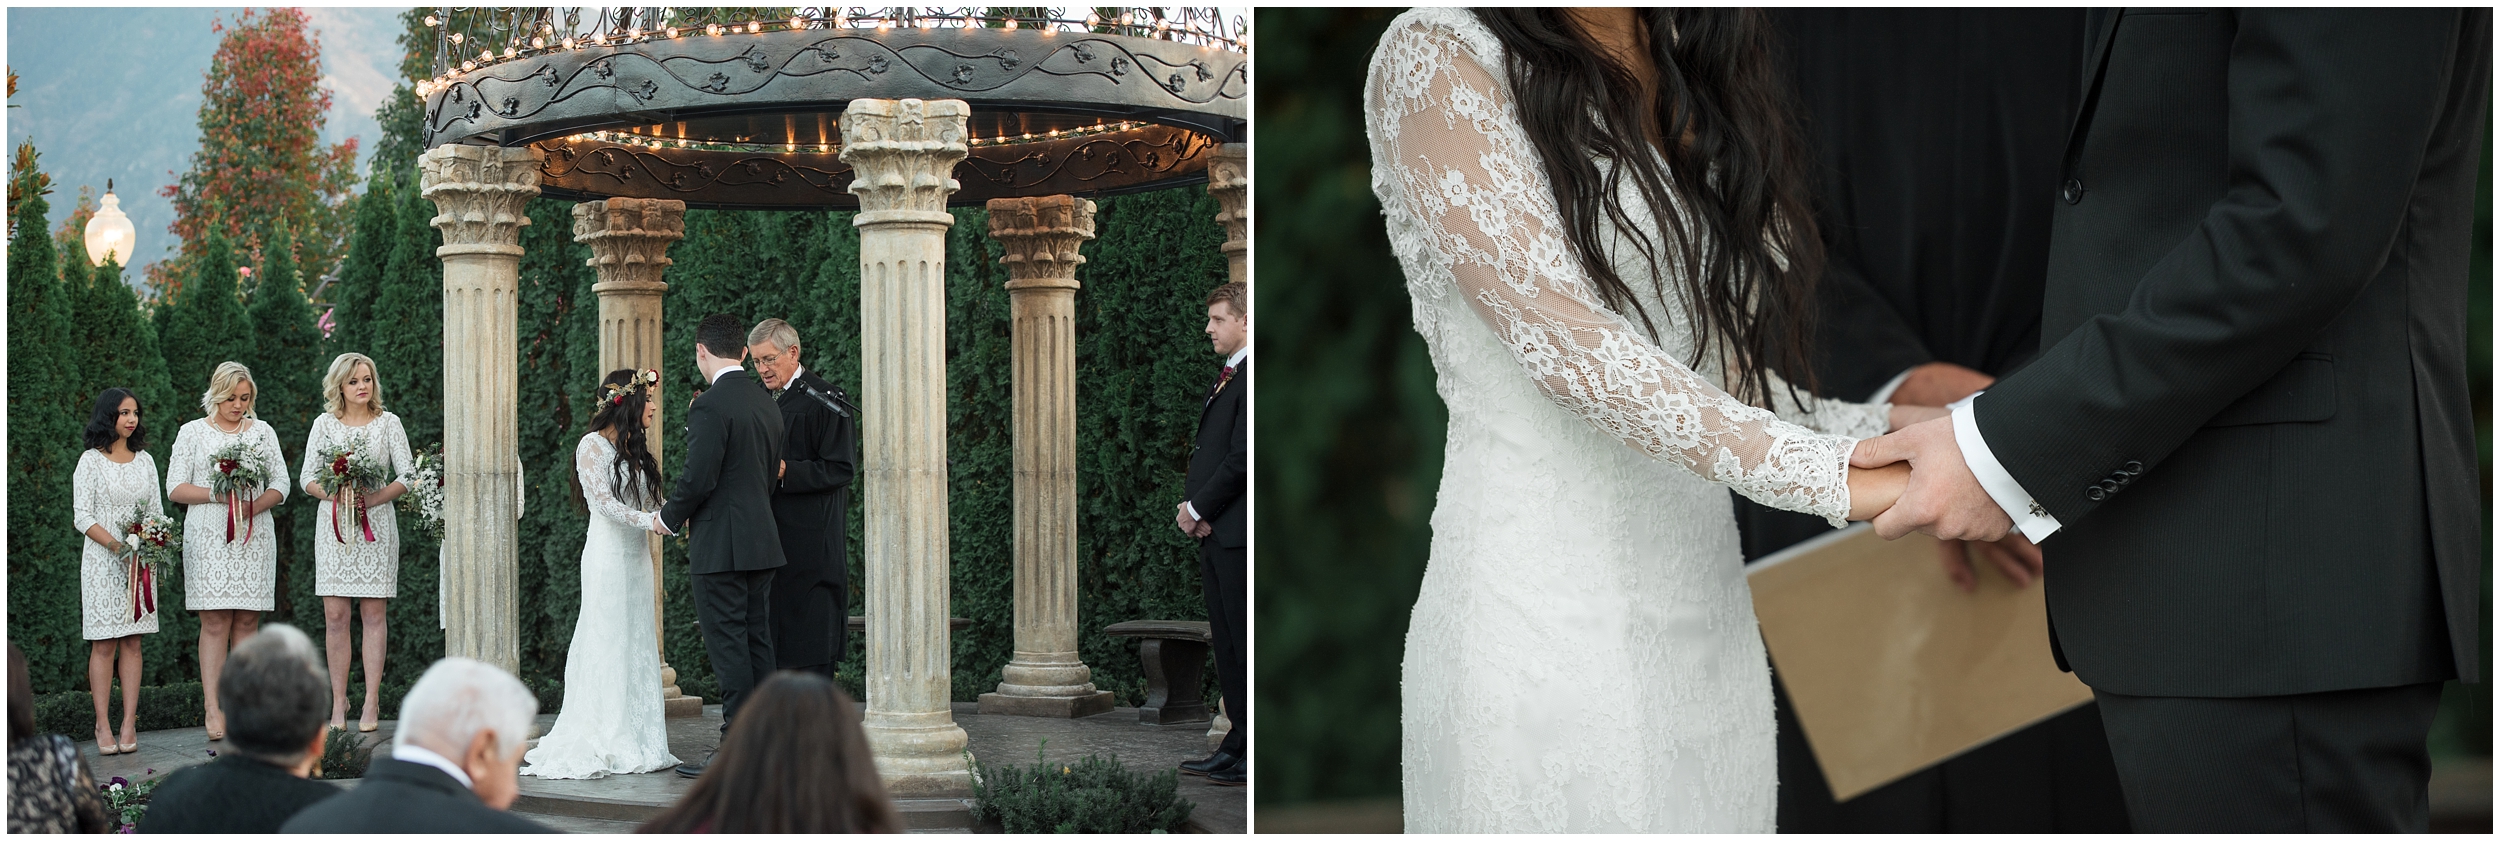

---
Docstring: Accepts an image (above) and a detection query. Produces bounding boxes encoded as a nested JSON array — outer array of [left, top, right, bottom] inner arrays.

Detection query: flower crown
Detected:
[[601, 369, 661, 407]]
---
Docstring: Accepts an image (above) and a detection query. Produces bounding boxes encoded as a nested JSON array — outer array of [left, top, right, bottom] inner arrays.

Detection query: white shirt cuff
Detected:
[[1948, 395, 2062, 543], [1867, 367, 1917, 405], [1184, 501, 1201, 521]]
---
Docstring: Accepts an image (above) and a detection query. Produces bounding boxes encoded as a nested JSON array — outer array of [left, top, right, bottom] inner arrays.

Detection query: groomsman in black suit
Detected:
[[1734, 9, 2128, 832], [1857, 9, 2488, 831], [1178, 281, 1249, 787], [749, 317, 859, 680], [657, 313, 788, 778]]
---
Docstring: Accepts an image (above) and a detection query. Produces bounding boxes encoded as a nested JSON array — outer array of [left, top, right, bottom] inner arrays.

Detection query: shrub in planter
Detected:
[[971, 744, 1195, 834], [316, 726, 374, 780]]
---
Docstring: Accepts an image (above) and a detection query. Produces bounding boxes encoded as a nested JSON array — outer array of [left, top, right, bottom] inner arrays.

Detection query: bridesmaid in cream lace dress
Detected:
[[73, 388, 161, 755], [298, 353, 413, 732], [165, 362, 289, 740]]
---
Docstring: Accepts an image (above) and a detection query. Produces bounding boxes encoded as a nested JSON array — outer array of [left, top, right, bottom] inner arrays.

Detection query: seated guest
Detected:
[[282, 657, 551, 834], [7, 643, 109, 833], [639, 672, 900, 833], [139, 625, 338, 833]]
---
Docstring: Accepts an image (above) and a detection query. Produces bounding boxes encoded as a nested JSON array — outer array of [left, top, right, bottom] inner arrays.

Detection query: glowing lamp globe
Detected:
[[83, 182, 136, 268]]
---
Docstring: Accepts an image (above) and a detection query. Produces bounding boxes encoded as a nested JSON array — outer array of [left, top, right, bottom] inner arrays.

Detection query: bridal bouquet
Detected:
[[398, 443, 448, 542], [117, 512, 181, 621], [204, 440, 271, 543], [315, 440, 393, 543]]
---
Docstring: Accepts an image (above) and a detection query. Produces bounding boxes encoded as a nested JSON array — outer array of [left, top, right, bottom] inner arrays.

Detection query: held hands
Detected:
[[1850, 416, 2013, 542], [1174, 503, 1212, 539]]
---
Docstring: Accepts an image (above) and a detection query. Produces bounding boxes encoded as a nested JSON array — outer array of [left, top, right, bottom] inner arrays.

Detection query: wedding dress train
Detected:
[[520, 433, 679, 780], [1364, 9, 1890, 832]]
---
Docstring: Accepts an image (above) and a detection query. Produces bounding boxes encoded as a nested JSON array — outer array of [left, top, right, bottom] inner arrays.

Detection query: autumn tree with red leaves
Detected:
[[155, 9, 359, 297]]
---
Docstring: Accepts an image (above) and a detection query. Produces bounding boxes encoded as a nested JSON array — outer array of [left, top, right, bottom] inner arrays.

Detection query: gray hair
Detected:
[[395, 657, 539, 761], [218, 624, 328, 765], [747, 318, 801, 354]]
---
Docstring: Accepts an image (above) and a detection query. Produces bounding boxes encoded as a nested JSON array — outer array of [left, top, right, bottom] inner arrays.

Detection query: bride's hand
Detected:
[[1845, 462, 1911, 521], [1887, 404, 1949, 431]]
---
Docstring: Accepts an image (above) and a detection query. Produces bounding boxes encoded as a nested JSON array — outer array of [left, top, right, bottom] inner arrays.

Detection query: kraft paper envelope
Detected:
[[1746, 523, 2094, 801]]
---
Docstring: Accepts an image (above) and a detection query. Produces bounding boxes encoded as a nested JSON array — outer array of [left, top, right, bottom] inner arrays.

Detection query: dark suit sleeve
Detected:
[[1976, 10, 2467, 525], [1189, 378, 1248, 523], [660, 396, 727, 531], [779, 400, 855, 495], [1810, 252, 1934, 402]]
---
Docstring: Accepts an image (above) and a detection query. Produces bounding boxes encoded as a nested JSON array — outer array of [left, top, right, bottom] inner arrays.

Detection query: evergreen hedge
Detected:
[[11, 136, 1229, 723]]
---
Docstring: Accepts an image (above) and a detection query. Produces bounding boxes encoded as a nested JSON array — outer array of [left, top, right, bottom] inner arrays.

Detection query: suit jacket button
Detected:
[[2085, 486, 2108, 502], [2098, 478, 2121, 493], [2061, 178, 2084, 205], [2123, 460, 2144, 474]]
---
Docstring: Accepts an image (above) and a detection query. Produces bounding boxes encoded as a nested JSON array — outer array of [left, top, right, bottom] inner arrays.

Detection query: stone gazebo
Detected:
[[412, 7, 1247, 795]]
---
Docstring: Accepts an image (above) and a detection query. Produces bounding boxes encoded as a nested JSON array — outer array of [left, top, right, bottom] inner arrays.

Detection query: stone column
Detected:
[[1209, 142, 1247, 286], [420, 144, 540, 675], [573, 197, 700, 718], [843, 98, 972, 796], [976, 196, 1115, 719]]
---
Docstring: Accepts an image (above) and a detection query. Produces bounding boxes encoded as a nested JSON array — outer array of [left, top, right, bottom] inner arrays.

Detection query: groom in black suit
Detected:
[[657, 313, 788, 778], [1857, 9, 2488, 831], [1178, 281, 1249, 787]]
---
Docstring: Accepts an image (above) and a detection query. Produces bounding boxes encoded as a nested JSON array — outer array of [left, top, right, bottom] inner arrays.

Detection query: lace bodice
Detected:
[[74, 450, 161, 539], [576, 433, 658, 533], [298, 413, 413, 495], [1365, 10, 1885, 527]]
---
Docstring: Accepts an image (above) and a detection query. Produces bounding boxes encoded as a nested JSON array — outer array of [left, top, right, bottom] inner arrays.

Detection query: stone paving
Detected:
[[80, 702, 1243, 834]]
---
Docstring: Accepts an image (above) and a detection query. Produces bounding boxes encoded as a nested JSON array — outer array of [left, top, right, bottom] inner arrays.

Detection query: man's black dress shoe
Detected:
[[1208, 762, 1245, 786], [1180, 750, 1238, 777], [675, 751, 712, 779]]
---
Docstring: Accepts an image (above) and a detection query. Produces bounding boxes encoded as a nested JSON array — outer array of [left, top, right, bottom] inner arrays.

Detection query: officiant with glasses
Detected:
[[748, 318, 859, 680]]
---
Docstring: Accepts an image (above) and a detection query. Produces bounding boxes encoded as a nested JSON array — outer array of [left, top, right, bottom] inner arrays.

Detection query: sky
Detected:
[[4, 7, 409, 280]]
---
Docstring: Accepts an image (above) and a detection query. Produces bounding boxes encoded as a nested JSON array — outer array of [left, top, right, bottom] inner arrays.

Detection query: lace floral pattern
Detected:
[[301, 413, 414, 598], [166, 418, 289, 611], [74, 450, 163, 640], [520, 433, 675, 780], [1364, 9, 1891, 832]]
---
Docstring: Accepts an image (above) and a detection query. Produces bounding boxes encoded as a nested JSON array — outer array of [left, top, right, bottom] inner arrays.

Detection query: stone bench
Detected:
[[1103, 620, 1213, 726]]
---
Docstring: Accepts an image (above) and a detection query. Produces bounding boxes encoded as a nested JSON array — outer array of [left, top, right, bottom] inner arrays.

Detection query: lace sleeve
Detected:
[[255, 422, 290, 503], [165, 424, 197, 496], [1762, 368, 1892, 441], [577, 435, 656, 531], [72, 451, 102, 536], [298, 415, 329, 494], [1366, 18, 1858, 526], [142, 455, 164, 519], [385, 414, 415, 486]]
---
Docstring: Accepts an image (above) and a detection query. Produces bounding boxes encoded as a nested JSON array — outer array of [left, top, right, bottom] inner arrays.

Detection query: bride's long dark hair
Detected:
[[1473, 8, 1822, 406], [574, 368, 663, 511]]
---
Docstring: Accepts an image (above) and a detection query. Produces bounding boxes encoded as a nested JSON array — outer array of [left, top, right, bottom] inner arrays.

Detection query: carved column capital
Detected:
[[986, 196, 1095, 291], [574, 197, 686, 292], [420, 145, 544, 252], [1209, 142, 1247, 285], [841, 98, 970, 218]]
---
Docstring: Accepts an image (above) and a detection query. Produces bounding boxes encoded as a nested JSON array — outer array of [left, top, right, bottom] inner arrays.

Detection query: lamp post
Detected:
[[83, 180, 136, 267]]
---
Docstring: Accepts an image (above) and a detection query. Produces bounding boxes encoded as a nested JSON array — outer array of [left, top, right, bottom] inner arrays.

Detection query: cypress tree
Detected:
[[327, 171, 399, 356], [158, 230, 257, 407], [8, 150, 89, 692], [373, 183, 441, 451], [245, 227, 325, 632]]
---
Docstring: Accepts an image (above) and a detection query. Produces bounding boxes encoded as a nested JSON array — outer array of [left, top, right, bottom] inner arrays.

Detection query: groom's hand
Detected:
[[1175, 502, 1199, 536], [1851, 417, 2012, 542]]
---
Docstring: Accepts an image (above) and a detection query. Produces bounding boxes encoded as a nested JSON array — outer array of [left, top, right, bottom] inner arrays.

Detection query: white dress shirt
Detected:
[[708, 363, 741, 386], [1948, 392, 2063, 543], [1184, 345, 1252, 523], [391, 743, 474, 789]]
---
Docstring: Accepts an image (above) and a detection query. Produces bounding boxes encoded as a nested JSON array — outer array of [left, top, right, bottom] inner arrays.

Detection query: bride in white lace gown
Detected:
[[523, 370, 678, 779], [1365, 8, 1916, 832]]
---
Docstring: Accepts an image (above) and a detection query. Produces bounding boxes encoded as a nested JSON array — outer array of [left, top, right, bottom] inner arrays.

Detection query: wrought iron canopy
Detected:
[[418, 8, 1247, 210]]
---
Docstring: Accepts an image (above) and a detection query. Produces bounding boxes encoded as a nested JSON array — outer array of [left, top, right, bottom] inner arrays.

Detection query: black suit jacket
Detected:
[[1977, 9, 2488, 696], [661, 369, 788, 575], [279, 758, 553, 834], [770, 368, 857, 665], [138, 754, 337, 834], [1186, 357, 1248, 549]]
